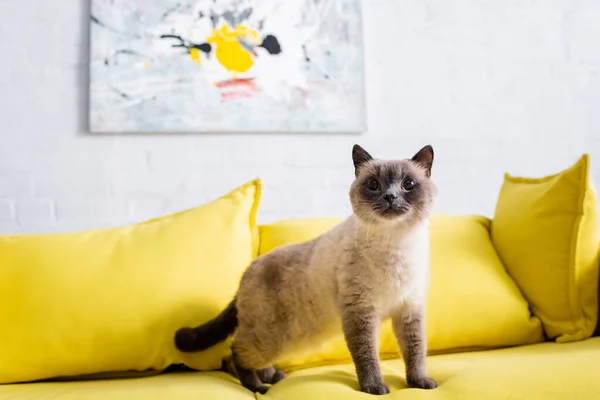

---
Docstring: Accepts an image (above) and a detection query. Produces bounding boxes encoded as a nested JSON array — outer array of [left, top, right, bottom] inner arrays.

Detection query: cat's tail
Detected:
[[174, 298, 238, 352]]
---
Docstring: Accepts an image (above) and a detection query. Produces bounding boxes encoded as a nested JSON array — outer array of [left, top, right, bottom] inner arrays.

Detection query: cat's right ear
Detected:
[[352, 144, 373, 177]]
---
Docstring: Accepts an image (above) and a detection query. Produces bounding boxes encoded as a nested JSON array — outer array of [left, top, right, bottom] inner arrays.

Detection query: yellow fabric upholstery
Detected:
[[270, 337, 600, 400], [491, 155, 599, 342], [0, 372, 254, 400], [3, 338, 600, 400], [258, 217, 343, 255], [596, 242, 600, 337], [0, 180, 262, 384], [258, 216, 543, 370]]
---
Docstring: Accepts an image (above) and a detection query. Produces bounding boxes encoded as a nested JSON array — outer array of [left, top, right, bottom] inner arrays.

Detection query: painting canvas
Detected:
[[89, 0, 366, 133]]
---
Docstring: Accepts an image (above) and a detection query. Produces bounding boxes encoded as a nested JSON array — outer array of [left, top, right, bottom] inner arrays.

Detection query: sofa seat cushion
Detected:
[[0, 371, 254, 400], [2, 338, 600, 400], [271, 337, 600, 399]]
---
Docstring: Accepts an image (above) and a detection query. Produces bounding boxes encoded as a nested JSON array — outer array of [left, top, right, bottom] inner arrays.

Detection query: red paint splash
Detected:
[[216, 78, 259, 101], [222, 91, 255, 100], [215, 78, 256, 88]]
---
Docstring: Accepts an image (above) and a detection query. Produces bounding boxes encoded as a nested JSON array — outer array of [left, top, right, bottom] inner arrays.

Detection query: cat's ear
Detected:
[[411, 145, 434, 178], [352, 144, 373, 177]]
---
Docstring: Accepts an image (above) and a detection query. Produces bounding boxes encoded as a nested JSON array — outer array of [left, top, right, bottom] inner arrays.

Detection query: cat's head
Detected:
[[349, 144, 437, 226]]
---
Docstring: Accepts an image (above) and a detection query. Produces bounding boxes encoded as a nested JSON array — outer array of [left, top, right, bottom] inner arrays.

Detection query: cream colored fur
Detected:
[[235, 214, 431, 367]]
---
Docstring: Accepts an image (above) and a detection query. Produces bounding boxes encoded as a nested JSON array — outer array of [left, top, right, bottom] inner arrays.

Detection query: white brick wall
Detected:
[[1, 0, 599, 234]]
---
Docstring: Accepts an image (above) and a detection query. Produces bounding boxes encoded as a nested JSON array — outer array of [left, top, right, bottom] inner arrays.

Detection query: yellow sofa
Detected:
[[1, 155, 599, 399]]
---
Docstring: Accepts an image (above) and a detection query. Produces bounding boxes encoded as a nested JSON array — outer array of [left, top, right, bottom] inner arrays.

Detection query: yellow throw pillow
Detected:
[[491, 155, 599, 342], [258, 218, 344, 255], [258, 216, 543, 370], [0, 180, 262, 384]]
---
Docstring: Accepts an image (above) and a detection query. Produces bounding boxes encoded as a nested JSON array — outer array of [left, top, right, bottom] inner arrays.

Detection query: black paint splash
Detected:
[[109, 85, 130, 99], [160, 34, 212, 57], [302, 45, 329, 80], [115, 49, 144, 57], [302, 45, 311, 62], [160, 33, 283, 59], [259, 34, 281, 55], [91, 15, 141, 38], [192, 43, 212, 54]]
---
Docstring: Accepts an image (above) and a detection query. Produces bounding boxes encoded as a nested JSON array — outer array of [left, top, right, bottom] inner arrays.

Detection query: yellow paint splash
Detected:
[[206, 24, 260, 73], [189, 47, 202, 65]]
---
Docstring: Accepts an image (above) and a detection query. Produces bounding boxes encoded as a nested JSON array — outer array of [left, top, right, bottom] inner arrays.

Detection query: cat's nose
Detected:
[[383, 193, 397, 204]]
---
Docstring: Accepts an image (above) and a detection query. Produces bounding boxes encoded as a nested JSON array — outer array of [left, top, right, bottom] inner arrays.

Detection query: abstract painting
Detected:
[[89, 0, 366, 133]]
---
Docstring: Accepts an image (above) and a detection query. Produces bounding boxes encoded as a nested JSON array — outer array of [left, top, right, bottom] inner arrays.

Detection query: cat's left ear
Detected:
[[352, 144, 373, 177], [411, 145, 434, 178]]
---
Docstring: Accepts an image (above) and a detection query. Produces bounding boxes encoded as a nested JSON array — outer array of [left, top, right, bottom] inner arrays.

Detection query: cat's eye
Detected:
[[367, 179, 380, 191], [402, 178, 416, 191]]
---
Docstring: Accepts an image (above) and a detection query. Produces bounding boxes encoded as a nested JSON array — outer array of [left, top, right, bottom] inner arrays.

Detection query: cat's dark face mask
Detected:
[[349, 145, 436, 225]]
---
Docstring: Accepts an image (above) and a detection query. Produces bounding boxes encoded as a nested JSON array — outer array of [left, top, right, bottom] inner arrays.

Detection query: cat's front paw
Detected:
[[407, 375, 437, 390], [360, 382, 390, 395]]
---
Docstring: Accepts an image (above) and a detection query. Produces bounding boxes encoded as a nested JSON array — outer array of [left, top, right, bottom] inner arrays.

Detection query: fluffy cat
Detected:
[[175, 144, 438, 395]]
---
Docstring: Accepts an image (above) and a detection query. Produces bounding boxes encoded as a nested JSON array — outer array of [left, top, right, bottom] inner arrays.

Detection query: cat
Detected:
[[175, 144, 438, 395]]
